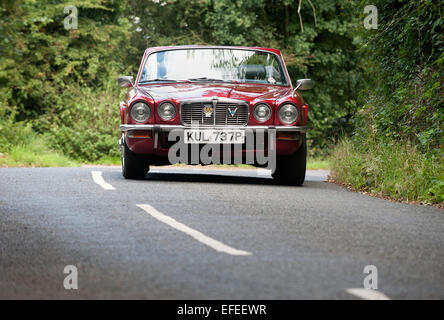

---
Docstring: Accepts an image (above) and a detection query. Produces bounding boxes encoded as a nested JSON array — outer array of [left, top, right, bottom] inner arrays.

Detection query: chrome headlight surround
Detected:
[[253, 103, 272, 122], [157, 101, 177, 121], [277, 103, 300, 125], [130, 101, 152, 123]]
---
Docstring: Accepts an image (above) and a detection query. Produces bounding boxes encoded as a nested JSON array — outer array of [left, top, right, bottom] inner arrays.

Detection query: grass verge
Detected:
[[307, 158, 331, 170], [0, 138, 79, 168], [1, 112, 78, 167], [330, 137, 443, 205]]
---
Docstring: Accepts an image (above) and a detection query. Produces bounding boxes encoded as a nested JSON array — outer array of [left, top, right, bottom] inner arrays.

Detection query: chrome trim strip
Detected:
[[181, 97, 249, 105], [118, 134, 124, 154], [212, 96, 217, 125], [120, 124, 306, 132], [153, 125, 159, 149]]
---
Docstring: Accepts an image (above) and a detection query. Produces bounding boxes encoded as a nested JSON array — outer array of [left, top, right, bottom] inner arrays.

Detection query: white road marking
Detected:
[[137, 204, 252, 256], [256, 168, 272, 176], [346, 288, 391, 300], [91, 171, 116, 190]]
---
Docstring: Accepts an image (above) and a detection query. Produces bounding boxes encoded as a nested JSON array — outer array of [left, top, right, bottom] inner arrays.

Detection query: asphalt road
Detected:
[[0, 166, 443, 299]]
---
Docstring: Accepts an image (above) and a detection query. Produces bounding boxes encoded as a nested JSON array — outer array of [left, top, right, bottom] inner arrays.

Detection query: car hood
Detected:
[[137, 83, 292, 103]]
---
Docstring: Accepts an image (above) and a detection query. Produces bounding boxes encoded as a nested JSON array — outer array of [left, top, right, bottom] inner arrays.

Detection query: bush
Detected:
[[0, 107, 35, 153], [42, 84, 122, 162], [0, 104, 77, 167]]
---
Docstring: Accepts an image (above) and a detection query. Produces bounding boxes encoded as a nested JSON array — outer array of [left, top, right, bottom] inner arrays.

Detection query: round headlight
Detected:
[[158, 102, 176, 121], [130, 102, 151, 123], [278, 103, 299, 125], [253, 103, 272, 122]]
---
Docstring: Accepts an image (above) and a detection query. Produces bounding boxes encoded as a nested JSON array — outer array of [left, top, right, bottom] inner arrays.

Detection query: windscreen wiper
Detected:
[[187, 77, 227, 82], [139, 79, 190, 83]]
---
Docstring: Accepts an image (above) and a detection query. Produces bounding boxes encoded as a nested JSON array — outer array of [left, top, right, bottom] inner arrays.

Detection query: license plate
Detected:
[[184, 129, 245, 144]]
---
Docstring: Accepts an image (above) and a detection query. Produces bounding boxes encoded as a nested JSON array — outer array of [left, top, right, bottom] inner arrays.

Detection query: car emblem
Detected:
[[203, 105, 213, 117], [227, 107, 238, 117]]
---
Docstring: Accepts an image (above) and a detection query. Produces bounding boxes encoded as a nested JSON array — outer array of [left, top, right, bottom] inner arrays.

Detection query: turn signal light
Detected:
[[277, 132, 298, 140], [127, 130, 152, 138]]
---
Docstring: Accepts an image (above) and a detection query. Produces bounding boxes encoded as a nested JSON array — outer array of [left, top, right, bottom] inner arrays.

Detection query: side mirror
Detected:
[[293, 79, 313, 94], [118, 76, 134, 88]]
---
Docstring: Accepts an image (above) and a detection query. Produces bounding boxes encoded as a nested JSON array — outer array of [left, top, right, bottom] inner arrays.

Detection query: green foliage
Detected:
[[43, 81, 121, 162], [1, 0, 133, 118], [0, 0, 134, 162], [306, 158, 331, 170], [0, 105, 35, 153], [0, 103, 78, 167], [331, 0, 443, 204], [354, 0, 443, 150], [0, 139, 79, 167]]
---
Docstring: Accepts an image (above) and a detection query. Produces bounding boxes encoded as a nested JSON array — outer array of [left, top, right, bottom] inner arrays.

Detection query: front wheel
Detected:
[[272, 136, 307, 186], [121, 142, 150, 179]]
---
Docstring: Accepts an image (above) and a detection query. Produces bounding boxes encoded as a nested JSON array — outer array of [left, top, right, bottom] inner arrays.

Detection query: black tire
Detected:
[[121, 142, 150, 179], [272, 135, 307, 186]]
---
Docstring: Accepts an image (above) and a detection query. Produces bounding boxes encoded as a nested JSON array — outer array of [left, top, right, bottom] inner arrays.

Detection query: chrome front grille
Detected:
[[181, 102, 249, 126]]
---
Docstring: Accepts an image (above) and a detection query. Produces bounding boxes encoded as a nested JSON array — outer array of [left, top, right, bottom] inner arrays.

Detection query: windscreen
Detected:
[[140, 48, 288, 85]]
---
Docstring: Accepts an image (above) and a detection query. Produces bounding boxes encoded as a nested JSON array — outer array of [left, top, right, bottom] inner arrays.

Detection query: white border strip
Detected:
[[137, 204, 252, 256], [91, 171, 116, 190], [346, 288, 391, 300]]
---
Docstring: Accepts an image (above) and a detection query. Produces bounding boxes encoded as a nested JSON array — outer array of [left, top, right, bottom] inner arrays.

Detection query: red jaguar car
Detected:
[[118, 46, 313, 185]]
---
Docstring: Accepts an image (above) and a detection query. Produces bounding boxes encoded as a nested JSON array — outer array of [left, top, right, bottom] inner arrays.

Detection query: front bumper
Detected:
[[119, 124, 307, 133], [120, 124, 306, 156]]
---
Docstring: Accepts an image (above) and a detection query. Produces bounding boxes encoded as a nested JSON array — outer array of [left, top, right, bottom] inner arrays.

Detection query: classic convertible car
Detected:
[[118, 46, 313, 184]]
